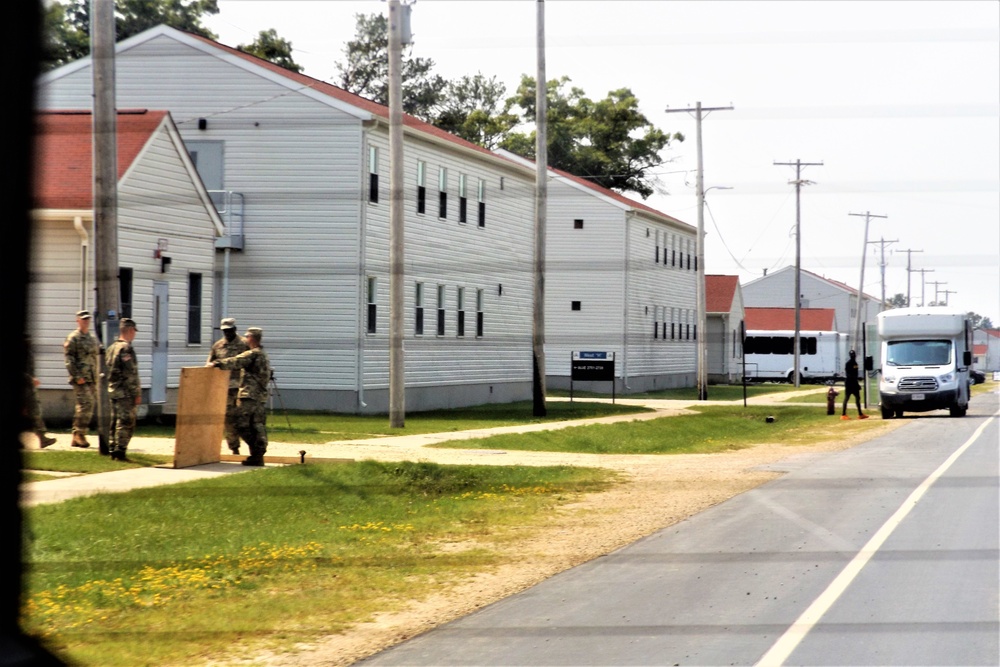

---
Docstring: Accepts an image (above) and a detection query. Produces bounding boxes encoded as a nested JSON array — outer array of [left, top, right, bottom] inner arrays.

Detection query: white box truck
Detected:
[[876, 307, 973, 418]]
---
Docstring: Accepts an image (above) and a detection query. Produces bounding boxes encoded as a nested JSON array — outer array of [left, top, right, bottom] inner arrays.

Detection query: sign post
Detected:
[[571, 351, 616, 403]]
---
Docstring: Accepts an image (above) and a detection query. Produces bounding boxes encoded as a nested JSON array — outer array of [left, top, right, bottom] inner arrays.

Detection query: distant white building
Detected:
[[496, 151, 698, 393], [705, 275, 745, 384], [973, 328, 1000, 371], [31, 109, 223, 419], [742, 265, 882, 349], [38, 25, 543, 413]]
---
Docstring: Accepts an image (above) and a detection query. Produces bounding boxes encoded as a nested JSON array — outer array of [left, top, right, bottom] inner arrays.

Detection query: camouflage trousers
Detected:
[[234, 398, 268, 457], [110, 397, 137, 453], [23, 375, 46, 432], [224, 389, 241, 451], [72, 382, 97, 436]]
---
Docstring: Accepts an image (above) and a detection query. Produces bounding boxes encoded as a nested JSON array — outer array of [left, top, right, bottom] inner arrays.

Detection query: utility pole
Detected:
[[928, 280, 948, 306], [868, 236, 897, 311], [92, 0, 120, 454], [664, 102, 733, 400], [387, 0, 409, 428], [774, 159, 822, 387], [898, 248, 923, 306], [913, 268, 934, 306], [532, 0, 547, 417], [940, 289, 957, 306], [848, 211, 887, 351]]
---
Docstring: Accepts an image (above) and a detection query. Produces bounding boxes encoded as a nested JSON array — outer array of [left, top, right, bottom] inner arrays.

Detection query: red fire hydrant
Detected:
[[826, 386, 839, 415]]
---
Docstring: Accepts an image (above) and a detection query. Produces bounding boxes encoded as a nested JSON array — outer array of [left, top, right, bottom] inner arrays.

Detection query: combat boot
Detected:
[[36, 432, 57, 448], [110, 450, 129, 462], [241, 455, 265, 467], [71, 433, 90, 448]]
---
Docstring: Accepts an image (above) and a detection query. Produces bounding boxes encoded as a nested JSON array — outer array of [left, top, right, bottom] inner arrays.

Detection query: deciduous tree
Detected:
[[238, 29, 302, 73]]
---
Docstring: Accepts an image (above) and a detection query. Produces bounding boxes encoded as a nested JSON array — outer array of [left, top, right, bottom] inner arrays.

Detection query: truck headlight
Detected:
[[939, 372, 954, 383], [883, 375, 895, 384]]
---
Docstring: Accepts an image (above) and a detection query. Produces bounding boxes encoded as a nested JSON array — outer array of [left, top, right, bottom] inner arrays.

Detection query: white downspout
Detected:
[[622, 213, 632, 390], [356, 137, 369, 409], [73, 215, 89, 309]]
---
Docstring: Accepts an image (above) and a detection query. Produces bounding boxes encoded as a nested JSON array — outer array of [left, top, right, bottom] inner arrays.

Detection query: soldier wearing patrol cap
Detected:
[[105, 318, 141, 460], [63, 310, 100, 447], [206, 317, 249, 454], [210, 327, 270, 466]]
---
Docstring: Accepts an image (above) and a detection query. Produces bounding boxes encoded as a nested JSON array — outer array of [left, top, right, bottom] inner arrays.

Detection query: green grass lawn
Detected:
[[431, 404, 864, 454], [22, 461, 612, 666], [130, 399, 651, 443], [550, 383, 804, 401]]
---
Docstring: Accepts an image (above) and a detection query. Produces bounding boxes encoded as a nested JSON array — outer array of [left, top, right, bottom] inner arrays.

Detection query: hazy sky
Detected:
[[204, 1, 1000, 322]]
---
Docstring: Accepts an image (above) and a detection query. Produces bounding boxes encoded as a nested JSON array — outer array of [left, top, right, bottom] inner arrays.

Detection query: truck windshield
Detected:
[[885, 340, 952, 366]]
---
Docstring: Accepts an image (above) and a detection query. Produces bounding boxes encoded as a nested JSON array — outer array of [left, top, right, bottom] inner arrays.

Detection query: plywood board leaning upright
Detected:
[[173, 366, 229, 468]]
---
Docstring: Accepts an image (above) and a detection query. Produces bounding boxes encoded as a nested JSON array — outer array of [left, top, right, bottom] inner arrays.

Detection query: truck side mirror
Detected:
[[963, 350, 972, 367], [864, 356, 874, 371]]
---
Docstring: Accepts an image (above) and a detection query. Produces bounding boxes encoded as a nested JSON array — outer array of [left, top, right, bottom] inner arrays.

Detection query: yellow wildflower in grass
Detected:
[[23, 541, 324, 634]]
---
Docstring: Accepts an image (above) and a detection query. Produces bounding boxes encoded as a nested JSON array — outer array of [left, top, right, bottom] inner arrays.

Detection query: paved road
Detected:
[[359, 392, 999, 666]]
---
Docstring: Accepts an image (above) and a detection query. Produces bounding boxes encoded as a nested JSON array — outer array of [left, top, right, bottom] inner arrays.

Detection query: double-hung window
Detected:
[[456, 287, 465, 337], [459, 174, 468, 223], [187, 272, 202, 344], [477, 179, 486, 227], [436, 285, 446, 336], [416, 160, 426, 214], [367, 277, 377, 334], [368, 146, 379, 203], [414, 282, 424, 335], [438, 167, 448, 218], [476, 289, 484, 337]]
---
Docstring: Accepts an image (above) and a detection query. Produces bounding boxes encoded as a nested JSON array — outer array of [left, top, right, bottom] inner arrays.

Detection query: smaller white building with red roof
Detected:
[[706, 275, 745, 383], [31, 109, 223, 418]]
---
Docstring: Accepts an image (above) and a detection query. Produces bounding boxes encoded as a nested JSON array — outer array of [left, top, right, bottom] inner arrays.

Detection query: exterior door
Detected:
[[151, 281, 169, 404]]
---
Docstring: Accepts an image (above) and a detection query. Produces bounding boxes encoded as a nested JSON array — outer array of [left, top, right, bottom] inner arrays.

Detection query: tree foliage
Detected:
[[238, 28, 302, 73], [968, 312, 995, 329], [335, 12, 445, 120], [433, 74, 520, 150], [42, 0, 219, 71], [501, 76, 683, 199], [887, 293, 909, 308]]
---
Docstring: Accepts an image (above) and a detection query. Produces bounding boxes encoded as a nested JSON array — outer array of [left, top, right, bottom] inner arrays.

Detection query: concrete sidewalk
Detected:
[[21, 388, 830, 507]]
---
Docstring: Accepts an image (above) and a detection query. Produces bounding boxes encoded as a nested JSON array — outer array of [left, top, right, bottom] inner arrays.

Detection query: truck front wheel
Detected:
[[949, 405, 967, 417], [880, 406, 893, 419]]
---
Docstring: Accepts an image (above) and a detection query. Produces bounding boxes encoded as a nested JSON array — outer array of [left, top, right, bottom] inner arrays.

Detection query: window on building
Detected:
[[571, 301, 581, 311], [416, 160, 426, 214], [368, 146, 379, 203], [437, 285, 446, 336], [415, 282, 424, 335], [187, 272, 202, 344], [654, 305, 659, 338], [456, 286, 465, 337], [574, 219, 584, 229], [459, 174, 468, 223], [655, 231, 661, 264], [367, 277, 377, 334], [438, 167, 448, 218], [118, 267, 133, 319], [476, 289, 484, 337], [477, 178, 486, 227]]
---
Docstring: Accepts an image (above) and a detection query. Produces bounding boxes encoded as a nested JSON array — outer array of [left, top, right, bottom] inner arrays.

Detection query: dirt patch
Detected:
[[251, 420, 905, 666]]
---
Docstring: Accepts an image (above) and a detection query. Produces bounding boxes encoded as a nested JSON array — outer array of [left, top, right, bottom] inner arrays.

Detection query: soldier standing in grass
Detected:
[[63, 310, 99, 448], [841, 349, 868, 420], [206, 318, 249, 454], [209, 327, 271, 466], [106, 318, 142, 461]]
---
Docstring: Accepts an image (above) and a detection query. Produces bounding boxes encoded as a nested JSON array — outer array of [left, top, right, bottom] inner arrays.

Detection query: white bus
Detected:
[[743, 330, 848, 384]]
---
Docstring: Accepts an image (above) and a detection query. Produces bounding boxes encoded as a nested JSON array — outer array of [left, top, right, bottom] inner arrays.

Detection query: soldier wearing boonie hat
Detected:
[[105, 317, 141, 460], [207, 318, 249, 454], [64, 309, 100, 448], [211, 326, 270, 466]]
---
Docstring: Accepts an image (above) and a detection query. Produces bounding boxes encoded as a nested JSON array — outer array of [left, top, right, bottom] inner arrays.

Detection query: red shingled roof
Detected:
[[706, 275, 739, 313], [745, 307, 836, 331], [33, 109, 167, 210], [186, 31, 686, 226]]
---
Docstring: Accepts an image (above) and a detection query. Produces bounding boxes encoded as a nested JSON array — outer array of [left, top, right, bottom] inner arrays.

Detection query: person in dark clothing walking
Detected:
[[841, 349, 869, 420]]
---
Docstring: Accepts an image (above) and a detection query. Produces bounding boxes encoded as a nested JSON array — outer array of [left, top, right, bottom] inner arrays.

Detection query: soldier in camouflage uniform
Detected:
[[24, 335, 56, 448], [105, 318, 141, 461], [210, 327, 271, 466], [206, 318, 249, 454], [63, 310, 100, 448]]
